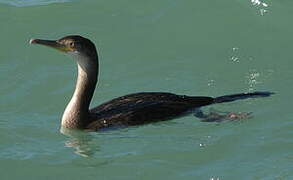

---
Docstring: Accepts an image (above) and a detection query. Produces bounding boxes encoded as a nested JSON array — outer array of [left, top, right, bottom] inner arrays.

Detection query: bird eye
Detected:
[[69, 42, 74, 47]]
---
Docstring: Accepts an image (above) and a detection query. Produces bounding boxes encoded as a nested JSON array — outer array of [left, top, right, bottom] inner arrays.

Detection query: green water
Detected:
[[0, 0, 292, 179]]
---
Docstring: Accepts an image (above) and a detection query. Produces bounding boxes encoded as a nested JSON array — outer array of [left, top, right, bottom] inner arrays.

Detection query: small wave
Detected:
[[0, 0, 73, 7]]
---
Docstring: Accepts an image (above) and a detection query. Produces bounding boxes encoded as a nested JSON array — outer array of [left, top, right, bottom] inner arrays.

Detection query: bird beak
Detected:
[[29, 38, 71, 52]]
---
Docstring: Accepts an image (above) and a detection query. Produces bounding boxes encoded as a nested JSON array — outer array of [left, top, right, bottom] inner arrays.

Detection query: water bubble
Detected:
[[230, 47, 240, 62], [199, 143, 205, 147], [247, 69, 261, 91], [260, 9, 268, 16], [207, 79, 215, 87], [231, 56, 240, 62]]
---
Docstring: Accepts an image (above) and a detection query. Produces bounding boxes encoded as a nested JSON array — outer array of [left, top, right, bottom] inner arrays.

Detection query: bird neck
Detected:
[[61, 55, 99, 129]]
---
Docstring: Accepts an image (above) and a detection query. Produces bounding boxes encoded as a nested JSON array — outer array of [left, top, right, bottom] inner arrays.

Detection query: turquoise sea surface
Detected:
[[0, 0, 292, 179]]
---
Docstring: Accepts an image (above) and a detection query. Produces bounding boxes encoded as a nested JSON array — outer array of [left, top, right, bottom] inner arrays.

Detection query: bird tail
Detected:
[[213, 91, 274, 104]]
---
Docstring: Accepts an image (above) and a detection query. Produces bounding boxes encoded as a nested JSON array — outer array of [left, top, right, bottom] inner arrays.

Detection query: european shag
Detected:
[[29, 35, 273, 131]]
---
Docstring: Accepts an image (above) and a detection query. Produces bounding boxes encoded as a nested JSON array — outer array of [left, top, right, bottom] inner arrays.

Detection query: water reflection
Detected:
[[60, 127, 99, 157]]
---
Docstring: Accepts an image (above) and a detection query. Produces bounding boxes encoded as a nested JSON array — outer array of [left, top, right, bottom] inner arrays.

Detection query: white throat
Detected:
[[61, 53, 99, 128]]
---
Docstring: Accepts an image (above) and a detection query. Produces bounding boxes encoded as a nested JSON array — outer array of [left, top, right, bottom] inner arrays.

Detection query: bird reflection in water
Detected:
[[60, 127, 98, 157]]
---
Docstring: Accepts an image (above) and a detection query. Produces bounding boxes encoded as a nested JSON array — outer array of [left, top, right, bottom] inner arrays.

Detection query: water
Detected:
[[0, 0, 292, 179]]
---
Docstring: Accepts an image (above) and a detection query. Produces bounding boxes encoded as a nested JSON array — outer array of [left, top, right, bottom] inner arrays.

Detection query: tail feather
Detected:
[[214, 91, 274, 104]]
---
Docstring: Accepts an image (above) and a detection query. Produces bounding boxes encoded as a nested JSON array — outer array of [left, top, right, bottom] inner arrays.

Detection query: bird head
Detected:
[[30, 35, 98, 60]]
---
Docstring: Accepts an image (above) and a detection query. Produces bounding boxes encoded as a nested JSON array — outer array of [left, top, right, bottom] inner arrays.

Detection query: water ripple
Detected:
[[0, 0, 73, 7], [250, 0, 269, 16]]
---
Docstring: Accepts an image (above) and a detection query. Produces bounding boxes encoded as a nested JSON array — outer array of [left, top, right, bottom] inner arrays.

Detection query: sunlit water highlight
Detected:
[[0, 0, 72, 7]]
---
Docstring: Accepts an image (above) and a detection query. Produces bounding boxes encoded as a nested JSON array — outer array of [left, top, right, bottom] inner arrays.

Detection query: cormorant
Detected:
[[29, 35, 273, 131]]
